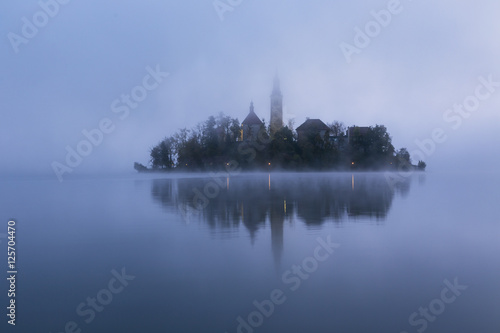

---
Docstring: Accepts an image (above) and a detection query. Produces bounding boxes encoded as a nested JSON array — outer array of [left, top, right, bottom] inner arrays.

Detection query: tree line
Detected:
[[135, 112, 426, 172]]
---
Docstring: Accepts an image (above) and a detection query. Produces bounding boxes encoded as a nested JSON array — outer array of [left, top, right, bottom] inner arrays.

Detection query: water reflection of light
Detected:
[[151, 174, 410, 239]]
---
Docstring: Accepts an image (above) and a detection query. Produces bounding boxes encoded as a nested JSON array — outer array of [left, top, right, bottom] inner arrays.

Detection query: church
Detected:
[[241, 75, 332, 142], [241, 75, 284, 141]]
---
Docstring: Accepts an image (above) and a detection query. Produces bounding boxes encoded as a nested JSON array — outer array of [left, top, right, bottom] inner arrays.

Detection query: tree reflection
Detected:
[[151, 173, 411, 267]]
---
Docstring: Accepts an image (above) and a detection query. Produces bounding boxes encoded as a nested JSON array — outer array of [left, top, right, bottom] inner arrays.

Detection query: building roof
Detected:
[[296, 119, 330, 132], [242, 103, 263, 125]]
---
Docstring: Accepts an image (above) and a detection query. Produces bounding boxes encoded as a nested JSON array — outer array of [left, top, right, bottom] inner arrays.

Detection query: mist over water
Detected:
[[2, 1, 500, 332], [152, 172, 408, 228], [1, 171, 499, 332]]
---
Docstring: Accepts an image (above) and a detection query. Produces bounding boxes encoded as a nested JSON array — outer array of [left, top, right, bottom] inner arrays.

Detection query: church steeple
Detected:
[[272, 75, 281, 95], [270, 74, 283, 136]]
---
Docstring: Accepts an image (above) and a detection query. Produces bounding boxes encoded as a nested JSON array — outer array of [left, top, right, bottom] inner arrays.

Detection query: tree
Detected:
[[347, 125, 395, 168], [297, 130, 334, 169], [395, 148, 411, 164], [269, 126, 301, 168], [229, 118, 241, 142], [395, 148, 412, 171], [177, 130, 203, 169], [328, 121, 346, 137], [202, 115, 218, 159], [134, 162, 148, 172], [367, 125, 395, 167], [347, 126, 370, 167], [369, 125, 394, 155], [150, 137, 174, 169]]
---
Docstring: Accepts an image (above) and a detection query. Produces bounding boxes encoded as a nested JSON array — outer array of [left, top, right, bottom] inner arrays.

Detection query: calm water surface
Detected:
[[0, 172, 499, 332]]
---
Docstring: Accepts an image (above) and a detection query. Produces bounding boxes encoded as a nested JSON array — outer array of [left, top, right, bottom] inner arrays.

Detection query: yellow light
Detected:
[[268, 162, 271, 166], [351, 162, 355, 165]]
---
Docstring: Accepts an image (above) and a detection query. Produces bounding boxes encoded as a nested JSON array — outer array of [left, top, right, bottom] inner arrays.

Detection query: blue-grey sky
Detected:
[[1, 0, 499, 177]]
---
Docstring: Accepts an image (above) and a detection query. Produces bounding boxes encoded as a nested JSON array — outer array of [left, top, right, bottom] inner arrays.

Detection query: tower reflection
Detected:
[[151, 173, 411, 268]]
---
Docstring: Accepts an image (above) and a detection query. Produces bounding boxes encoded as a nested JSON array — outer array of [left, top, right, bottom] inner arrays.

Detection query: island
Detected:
[[135, 76, 426, 172]]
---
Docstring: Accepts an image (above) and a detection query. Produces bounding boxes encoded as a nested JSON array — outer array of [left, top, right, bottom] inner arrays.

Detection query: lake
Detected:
[[0, 171, 499, 333]]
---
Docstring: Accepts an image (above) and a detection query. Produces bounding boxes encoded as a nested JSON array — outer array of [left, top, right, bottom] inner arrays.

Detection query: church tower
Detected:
[[270, 75, 283, 136]]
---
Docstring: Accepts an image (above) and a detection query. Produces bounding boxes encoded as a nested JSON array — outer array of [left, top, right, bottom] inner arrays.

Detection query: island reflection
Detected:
[[151, 173, 412, 268], [152, 172, 411, 237]]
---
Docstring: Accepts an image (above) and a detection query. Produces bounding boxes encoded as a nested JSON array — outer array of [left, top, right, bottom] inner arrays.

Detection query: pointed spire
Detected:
[[242, 101, 263, 125], [270, 73, 283, 136], [272, 73, 281, 95]]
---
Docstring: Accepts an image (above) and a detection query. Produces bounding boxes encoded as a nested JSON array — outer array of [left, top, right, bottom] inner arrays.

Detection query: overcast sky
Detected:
[[1, 0, 499, 177]]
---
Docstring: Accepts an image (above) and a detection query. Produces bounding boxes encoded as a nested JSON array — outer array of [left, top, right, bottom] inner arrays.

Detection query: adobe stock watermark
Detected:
[[51, 64, 169, 182], [386, 74, 499, 188], [50, 267, 135, 333], [400, 277, 467, 333], [340, 0, 405, 64], [178, 127, 271, 224], [224, 235, 340, 333], [7, 0, 71, 54], [213, 0, 244, 22]]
